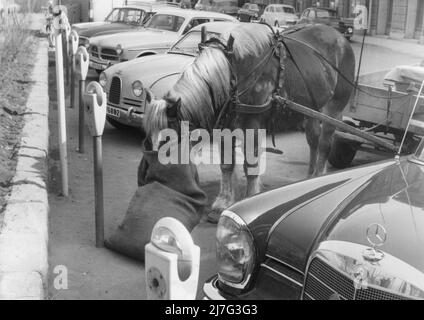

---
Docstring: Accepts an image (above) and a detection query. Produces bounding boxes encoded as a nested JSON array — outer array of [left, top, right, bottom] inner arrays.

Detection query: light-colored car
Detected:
[[88, 8, 237, 73], [72, 3, 173, 49], [260, 4, 298, 27], [100, 21, 240, 129]]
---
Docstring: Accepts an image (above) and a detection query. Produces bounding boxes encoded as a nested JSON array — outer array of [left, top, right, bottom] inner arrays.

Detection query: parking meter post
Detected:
[[79, 79, 86, 153], [54, 24, 69, 197], [94, 135, 105, 248]]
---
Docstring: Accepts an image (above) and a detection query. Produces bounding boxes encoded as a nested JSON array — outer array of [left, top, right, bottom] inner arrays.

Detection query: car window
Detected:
[[269, 6, 274, 13], [275, 6, 294, 14], [309, 9, 316, 18], [250, 4, 258, 10], [183, 18, 210, 34], [106, 8, 144, 23], [170, 30, 220, 55], [145, 14, 185, 32]]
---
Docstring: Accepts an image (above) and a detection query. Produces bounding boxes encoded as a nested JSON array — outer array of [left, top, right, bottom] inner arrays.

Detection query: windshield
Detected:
[[145, 14, 185, 32], [170, 31, 220, 55], [105, 8, 144, 24], [250, 4, 259, 10], [276, 6, 294, 14]]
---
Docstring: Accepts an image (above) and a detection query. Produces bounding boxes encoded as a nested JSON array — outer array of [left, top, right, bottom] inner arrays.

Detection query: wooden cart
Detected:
[[328, 70, 424, 168]]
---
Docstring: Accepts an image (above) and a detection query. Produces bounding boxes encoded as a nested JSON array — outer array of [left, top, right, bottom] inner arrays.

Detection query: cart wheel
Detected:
[[328, 136, 358, 169]]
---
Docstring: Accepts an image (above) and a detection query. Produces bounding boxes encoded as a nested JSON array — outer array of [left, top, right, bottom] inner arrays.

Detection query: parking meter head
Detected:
[[76, 46, 89, 80], [84, 82, 107, 137], [151, 217, 197, 281], [70, 30, 79, 56]]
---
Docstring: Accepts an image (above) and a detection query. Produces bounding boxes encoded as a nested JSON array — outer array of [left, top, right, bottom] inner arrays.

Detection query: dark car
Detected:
[[298, 7, 354, 40], [203, 139, 424, 300], [72, 4, 162, 48], [237, 3, 260, 22]]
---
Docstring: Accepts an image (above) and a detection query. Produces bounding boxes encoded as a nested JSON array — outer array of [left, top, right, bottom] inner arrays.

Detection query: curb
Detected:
[[0, 39, 49, 300]]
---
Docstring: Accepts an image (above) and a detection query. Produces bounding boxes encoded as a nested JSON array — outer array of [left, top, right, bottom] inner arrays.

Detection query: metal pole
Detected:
[[93, 135, 105, 248], [55, 30, 69, 197], [355, 29, 367, 86], [70, 53, 75, 108], [79, 79, 86, 153]]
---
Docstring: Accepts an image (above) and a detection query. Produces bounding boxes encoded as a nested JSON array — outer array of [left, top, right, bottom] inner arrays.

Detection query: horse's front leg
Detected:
[[244, 125, 264, 198], [209, 140, 237, 223]]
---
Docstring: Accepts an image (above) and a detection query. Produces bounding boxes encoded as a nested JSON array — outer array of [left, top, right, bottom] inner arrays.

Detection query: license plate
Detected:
[[90, 61, 107, 70], [107, 106, 121, 118]]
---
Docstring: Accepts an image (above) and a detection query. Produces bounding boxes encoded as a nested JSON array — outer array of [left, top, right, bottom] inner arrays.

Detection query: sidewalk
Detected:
[[364, 35, 424, 60]]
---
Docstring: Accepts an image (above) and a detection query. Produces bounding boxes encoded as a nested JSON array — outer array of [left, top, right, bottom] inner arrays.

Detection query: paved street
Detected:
[[48, 37, 424, 300]]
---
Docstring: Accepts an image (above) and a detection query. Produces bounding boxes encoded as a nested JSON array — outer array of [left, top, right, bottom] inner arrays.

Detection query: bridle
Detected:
[[196, 25, 290, 132]]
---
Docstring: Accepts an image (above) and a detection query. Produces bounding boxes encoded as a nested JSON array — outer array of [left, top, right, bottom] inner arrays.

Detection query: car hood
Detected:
[[266, 158, 424, 273], [105, 52, 194, 87], [90, 29, 177, 49], [73, 22, 136, 38]]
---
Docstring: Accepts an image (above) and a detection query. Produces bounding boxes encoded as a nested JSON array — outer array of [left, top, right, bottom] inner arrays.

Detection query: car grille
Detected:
[[108, 77, 122, 105], [303, 258, 409, 300], [101, 48, 119, 61]]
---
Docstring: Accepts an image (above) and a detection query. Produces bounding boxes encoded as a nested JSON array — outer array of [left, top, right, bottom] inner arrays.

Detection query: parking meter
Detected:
[[145, 218, 200, 300], [69, 30, 79, 57], [76, 46, 89, 81], [76, 46, 90, 153], [84, 82, 107, 137], [69, 30, 79, 109], [84, 81, 106, 248]]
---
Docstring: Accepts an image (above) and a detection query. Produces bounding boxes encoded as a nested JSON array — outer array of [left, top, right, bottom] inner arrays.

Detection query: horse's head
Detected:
[[143, 89, 182, 142]]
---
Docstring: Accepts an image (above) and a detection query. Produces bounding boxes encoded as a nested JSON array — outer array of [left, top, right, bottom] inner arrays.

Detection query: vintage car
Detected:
[[260, 4, 298, 27], [88, 8, 237, 73], [203, 139, 424, 300], [100, 21, 239, 130], [237, 3, 260, 22], [72, 3, 161, 49], [194, 0, 239, 16], [298, 7, 354, 40]]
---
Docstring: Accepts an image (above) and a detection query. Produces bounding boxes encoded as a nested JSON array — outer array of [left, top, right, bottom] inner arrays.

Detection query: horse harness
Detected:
[[198, 25, 322, 137]]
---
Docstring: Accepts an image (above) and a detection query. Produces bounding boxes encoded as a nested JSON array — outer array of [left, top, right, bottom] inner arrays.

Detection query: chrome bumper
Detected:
[[106, 103, 144, 127], [203, 276, 227, 300], [89, 55, 119, 71]]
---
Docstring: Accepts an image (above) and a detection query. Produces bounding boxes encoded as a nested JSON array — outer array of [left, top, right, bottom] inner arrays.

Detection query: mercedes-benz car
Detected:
[[203, 139, 424, 300], [100, 22, 239, 130], [88, 8, 237, 73], [72, 4, 160, 49]]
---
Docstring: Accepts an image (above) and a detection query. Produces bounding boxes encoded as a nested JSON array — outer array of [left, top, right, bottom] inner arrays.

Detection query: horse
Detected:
[[143, 22, 355, 220]]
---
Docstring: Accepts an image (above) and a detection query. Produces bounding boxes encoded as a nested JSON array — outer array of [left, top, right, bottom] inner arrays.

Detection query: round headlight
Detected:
[[132, 80, 143, 97], [99, 72, 107, 88], [216, 211, 255, 287], [116, 44, 123, 55]]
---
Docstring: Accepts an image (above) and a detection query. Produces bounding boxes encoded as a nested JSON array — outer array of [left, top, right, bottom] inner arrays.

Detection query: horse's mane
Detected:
[[144, 23, 273, 136]]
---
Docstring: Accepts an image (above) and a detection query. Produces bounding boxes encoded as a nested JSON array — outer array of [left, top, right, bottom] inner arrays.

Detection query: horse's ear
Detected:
[[166, 98, 181, 119], [145, 88, 153, 104]]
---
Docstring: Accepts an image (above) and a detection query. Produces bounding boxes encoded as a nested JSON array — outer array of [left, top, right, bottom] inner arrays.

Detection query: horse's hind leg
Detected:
[[305, 117, 320, 177], [314, 104, 341, 176]]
